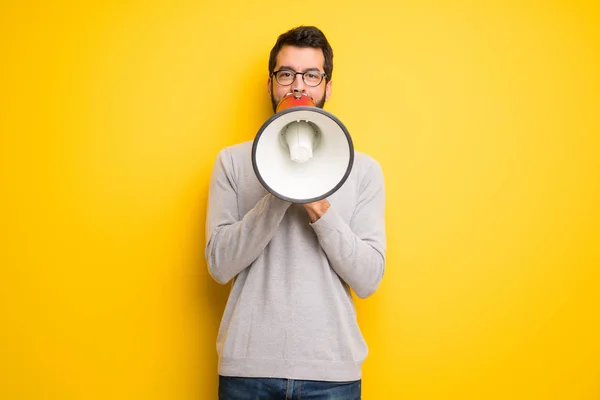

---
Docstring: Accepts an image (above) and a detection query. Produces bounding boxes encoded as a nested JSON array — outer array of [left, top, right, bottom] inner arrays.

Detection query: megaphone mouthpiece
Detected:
[[284, 120, 315, 163]]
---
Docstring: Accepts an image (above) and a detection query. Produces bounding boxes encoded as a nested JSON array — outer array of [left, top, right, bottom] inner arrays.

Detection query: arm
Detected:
[[205, 148, 291, 284], [306, 161, 386, 298]]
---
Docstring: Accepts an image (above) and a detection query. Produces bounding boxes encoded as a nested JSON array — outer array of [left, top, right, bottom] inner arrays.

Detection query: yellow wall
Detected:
[[1, 1, 599, 399]]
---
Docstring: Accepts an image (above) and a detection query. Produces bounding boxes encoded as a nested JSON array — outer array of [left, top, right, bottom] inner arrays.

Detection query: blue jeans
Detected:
[[218, 376, 361, 400]]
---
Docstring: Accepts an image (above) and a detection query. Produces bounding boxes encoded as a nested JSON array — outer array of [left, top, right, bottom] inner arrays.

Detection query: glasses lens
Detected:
[[303, 71, 323, 86], [275, 70, 295, 85]]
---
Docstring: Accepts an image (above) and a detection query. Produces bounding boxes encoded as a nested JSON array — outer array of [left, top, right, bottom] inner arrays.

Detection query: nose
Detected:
[[291, 72, 307, 92]]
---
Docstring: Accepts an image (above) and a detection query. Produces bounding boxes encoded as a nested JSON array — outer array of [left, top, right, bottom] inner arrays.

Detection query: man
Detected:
[[206, 26, 386, 400]]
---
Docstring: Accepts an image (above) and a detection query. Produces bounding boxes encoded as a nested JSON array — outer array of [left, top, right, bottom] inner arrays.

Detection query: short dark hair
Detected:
[[268, 26, 334, 82]]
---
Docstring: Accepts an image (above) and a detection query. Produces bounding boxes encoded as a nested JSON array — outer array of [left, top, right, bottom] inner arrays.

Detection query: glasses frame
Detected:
[[271, 69, 327, 87]]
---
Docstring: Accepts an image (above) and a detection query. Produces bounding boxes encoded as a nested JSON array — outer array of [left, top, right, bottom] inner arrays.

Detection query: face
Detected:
[[268, 45, 332, 113]]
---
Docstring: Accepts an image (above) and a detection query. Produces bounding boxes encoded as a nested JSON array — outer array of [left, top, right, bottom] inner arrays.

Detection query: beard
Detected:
[[270, 82, 327, 113]]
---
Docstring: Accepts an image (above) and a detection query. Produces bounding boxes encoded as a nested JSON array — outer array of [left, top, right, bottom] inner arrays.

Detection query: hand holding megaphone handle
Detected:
[[304, 198, 331, 223]]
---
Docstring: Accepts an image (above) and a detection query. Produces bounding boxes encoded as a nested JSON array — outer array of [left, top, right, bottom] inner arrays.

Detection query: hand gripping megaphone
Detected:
[[251, 90, 354, 203]]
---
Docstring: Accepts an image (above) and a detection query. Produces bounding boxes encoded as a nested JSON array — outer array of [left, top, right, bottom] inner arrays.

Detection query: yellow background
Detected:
[[1, 0, 599, 399]]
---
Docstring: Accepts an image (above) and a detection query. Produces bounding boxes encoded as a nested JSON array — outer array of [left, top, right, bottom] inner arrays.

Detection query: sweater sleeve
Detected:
[[309, 160, 386, 298], [205, 148, 291, 284]]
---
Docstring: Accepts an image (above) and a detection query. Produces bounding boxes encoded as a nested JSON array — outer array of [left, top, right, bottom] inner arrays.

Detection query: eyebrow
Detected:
[[278, 65, 323, 73]]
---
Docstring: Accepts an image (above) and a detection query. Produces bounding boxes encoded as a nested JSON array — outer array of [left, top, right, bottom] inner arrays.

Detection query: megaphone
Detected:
[[252, 89, 354, 203]]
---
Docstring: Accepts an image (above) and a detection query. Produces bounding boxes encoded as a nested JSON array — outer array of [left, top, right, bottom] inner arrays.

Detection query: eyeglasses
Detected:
[[271, 69, 326, 87]]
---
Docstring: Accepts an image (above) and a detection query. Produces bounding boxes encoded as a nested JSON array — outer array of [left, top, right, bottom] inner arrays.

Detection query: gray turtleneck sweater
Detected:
[[205, 140, 386, 382]]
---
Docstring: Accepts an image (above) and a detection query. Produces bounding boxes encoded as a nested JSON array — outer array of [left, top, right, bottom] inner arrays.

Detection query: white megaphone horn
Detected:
[[251, 89, 354, 203]]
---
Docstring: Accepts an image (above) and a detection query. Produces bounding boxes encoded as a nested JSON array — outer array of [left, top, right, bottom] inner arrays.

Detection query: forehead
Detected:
[[275, 45, 325, 71]]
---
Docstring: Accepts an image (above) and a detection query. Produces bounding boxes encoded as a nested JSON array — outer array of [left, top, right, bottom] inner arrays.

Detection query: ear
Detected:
[[325, 80, 333, 102], [267, 77, 272, 96]]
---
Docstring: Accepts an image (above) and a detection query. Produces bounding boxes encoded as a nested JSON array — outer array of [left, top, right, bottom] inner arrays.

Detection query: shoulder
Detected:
[[213, 141, 253, 170], [353, 151, 384, 180], [217, 140, 253, 160], [212, 141, 258, 188]]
